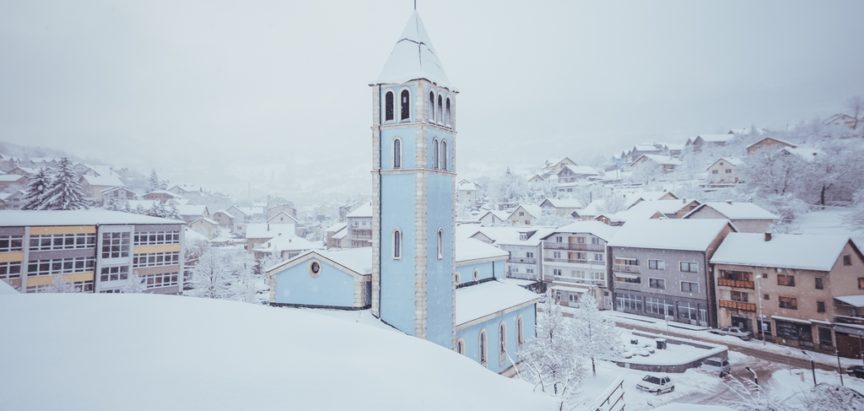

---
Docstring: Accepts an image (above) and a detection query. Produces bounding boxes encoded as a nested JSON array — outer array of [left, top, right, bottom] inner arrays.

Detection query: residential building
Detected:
[[555, 165, 599, 183], [0, 190, 27, 210], [684, 201, 779, 233], [745, 137, 796, 156], [188, 217, 220, 239], [253, 234, 321, 261], [210, 210, 235, 230], [710, 233, 864, 358], [705, 158, 742, 185], [325, 222, 348, 248], [608, 219, 735, 327], [608, 199, 701, 225], [267, 211, 299, 226], [539, 198, 583, 217], [687, 133, 736, 152], [478, 210, 508, 226], [0, 210, 184, 294], [81, 174, 125, 204], [142, 190, 181, 203], [540, 221, 619, 309], [176, 204, 210, 223], [631, 154, 681, 173], [506, 204, 542, 226], [245, 223, 296, 252], [468, 226, 552, 284], [101, 186, 137, 209], [346, 202, 372, 248], [457, 179, 481, 204], [0, 174, 27, 191]]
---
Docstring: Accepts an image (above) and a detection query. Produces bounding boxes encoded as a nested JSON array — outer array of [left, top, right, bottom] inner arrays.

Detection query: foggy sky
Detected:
[[1, 0, 863, 203]]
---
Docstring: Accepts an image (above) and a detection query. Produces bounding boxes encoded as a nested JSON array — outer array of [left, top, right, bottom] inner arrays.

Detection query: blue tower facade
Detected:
[[371, 12, 456, 348]]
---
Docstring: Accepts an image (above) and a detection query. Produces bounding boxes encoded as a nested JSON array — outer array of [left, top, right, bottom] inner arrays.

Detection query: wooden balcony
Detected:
[[719, 300, 757, 312], [718, 278, 754, 289]]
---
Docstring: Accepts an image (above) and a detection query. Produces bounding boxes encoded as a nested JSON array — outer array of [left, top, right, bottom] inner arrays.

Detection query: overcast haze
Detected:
[[1, 0, 863, 202]]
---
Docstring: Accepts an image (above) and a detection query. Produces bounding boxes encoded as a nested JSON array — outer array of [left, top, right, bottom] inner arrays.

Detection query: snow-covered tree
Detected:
[[22, 167, 52, 210], [519, 295, 585, 402], [121, 273, 147, 293], [144, 200, 180, 219], [845, 96, 862, 131], [45, 274, 76, 293], [189, 248, 256, 301], [799, 383, 864, 411], [41, 157, 89, 210], [723, 375, 787, 411], [569, 293, 621, 376], [738, 150, 802, 198], [148, 169, 167, 192]]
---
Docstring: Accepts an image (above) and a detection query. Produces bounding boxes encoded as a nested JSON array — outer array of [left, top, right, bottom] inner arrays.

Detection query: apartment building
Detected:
[[711, 233, 864, 358], [468, 226, 551, 286], [0, 210, 185, 294], [540, 221, 619, 310], [346, 202, 373, 248]]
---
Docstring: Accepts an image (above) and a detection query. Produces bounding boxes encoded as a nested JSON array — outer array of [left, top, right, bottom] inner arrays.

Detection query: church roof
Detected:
[[376, 12, 451, 87]]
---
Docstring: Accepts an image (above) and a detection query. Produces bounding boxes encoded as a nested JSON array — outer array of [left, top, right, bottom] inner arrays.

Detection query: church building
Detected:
[[269, 11, 539, 374]]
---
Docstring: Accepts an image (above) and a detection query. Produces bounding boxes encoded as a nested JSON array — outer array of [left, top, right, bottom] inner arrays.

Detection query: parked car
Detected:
[[709, 326, 752, 340], [636, 375, 675, 394], [701, 357, 731, 377], [846, 365, 864, 379]]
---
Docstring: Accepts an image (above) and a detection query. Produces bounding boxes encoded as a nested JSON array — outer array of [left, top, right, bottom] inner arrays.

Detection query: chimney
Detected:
[[726, 200, 733, 205], [764, 232, 772, 242]]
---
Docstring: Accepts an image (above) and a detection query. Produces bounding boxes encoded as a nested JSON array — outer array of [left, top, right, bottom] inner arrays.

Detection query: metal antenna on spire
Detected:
[[414, 0, 417, 11]]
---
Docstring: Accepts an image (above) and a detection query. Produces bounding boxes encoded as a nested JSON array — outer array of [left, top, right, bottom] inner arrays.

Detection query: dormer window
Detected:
[[400, 90, 410, 120], [519, 233, 529, 241], [384, 91, 394, 121]]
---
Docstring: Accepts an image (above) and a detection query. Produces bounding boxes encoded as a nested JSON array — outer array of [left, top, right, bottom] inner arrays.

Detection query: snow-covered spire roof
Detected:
[[376, 12, 451, 87]]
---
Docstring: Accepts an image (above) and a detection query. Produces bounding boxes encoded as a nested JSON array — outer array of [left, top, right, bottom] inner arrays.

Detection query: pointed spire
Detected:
[[376, 12, 450, 87]]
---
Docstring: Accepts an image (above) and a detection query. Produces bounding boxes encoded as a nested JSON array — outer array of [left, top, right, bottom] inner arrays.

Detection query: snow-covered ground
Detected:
[[0, 293, 557, 411]]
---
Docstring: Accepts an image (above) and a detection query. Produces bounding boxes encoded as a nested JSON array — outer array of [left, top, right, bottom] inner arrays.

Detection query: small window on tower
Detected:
[[393, 139, 401, 169], [445, 98, 452, 125], [441, 140, 448, 170], [432, 139, 439, 169], [428, 91, 435, 122], [437, 95, 443, 123], [400, 90, 410, 120], [437, 229, 444, 260], [393, 230, 402, 259], [384, 91, 394, 121]]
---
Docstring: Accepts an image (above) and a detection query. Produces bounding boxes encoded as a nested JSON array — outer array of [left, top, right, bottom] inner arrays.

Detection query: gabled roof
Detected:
[[685, 202, 779, 221], [456, 237, 508, 263], [510, 204, 542, 219], [608, 219, 733, 252], [695, 133, 735, 143], [781, 146, 823, 162], [539, 198, 584, 209], [543, 221, 620, 242], [0, 174, 24, 182], [254, 234, 321, 254], [190, 217, 218, 226], [632, 154, 681, 166], [454, 281, 541, 326], [710, 233, 854, 271], [176, 204, 208, 217], [478, 210, 509, 222], [559, 164, 599, 176], [267, 211, 299, 224], [212, 210, 235, 219], [469, 226, 554, 247], [745, 137, 796, 150], [612, 199, 700, 222], [268, 247, 372, 276], [245, 223, 295, 240], [347, 202, 372, 218], [376, 12, 450, 87], [82, 173, 123, 187], [705, 157, 742, 170], [326, 222, 347, 233]]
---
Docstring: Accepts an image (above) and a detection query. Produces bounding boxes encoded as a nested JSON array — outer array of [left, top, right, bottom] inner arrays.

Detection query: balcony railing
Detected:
[[719, 300, 757, 312], [509, 257, 536, 265], [612, 264, 640, 274], [544, 257, 605, 266], [543, 242, 605, 252], [718, 278, 755, 289]]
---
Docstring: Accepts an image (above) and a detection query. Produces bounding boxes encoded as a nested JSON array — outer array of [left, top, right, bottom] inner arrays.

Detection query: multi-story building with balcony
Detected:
[[608, 219, 734, 327], [346, 202, 373, 248], [467, 226, 552, 288], [711, 232, 864, 358], [539, 221, 619, 309], [0, 210, 185, 294]]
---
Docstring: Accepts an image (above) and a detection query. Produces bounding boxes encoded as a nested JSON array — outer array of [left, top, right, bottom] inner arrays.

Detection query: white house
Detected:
[[684, 201, 779, 233]]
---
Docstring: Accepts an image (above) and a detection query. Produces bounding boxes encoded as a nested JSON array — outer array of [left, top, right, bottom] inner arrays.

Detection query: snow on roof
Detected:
[[376, 12, 450, 87], [273, 247, 372, 275], [696, 133, 735, 143], [170, 184, 203, 192], [82, 173, 123, 187], [479, 210, 509, 222], [835, 295, 864, 308], [0, 210, 183, 226], [0, 293, 555, 411], [176, 204, 208, 216], [664, 143, 685, 150], [608, 219, 731, 251], [0, 174, 24, 182], [745, 136, 796, 150], [512, 204, 542, 219], [127, 200, 158, 210], [0, 279, 17, 294], [332, 228, 348, 240], [705, 157, 742, 170], [454, 281, 541, 326], [256, 234, 321, 254], [611, 199, 697, 222], [213, 210, 235, 219], [245, 223, 295, 239], [469, 226, 554, 247], [229, 206, 265, 216], [541, 198, 584, 209], [547, 221, 619, 241], [635, 154, 681, 166], [347, 202, 372, 218], [456, 237, 508, 263], [687, 202, 779, 220], [326, 222, 347, 233], [781, 146, 823, 161], [145, 190, 180, 198], [191, 217, 218, 226], [710, 233, 850, 271], [457, 180, 479, 191], [633, 144, 662, 152], [561, 164, 599, 176]]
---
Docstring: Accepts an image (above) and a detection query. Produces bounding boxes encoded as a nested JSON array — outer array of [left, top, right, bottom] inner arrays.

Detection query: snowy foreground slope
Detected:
[[0, 294, 557, 411]]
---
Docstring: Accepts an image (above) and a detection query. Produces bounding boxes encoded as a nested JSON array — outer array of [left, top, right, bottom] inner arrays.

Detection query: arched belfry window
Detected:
[[437, 229, 444, 260], [393, 230, 402, 259], [384, 91, 394, 121], [437, 95, 443, 123], [400, 90, 410, 120], [428, 92, 435, 122], [440, 140, 447, 171], [479, 330, 487, 366], [432, 139, 439, 169], [445, 98, 452, 125], [393, 139, 401, 169]]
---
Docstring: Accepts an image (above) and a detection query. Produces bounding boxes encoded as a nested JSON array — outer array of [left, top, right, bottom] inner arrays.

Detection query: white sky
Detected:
[[1, 0, 863, 202]]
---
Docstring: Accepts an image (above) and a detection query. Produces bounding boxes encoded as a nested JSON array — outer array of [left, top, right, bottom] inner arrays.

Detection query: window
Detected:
[[437, 229, 444, 260], [712, 170, 718, 174], [553, 251, 561, 259], [437, 95, 443, 123], [310, 261, 320, 275], [445, 98, 451, 125], [679, 262, 698, 273], [384, 91, 394, 121], [456, 339, 464, 354], [29, 233, 95, 251], [594, 253, 604, 262], [428, 91, 435, 122], [680, 281, 698, 293], [101, 232, 130, 259], [473, 269, 479, 281], [440, 140, 447, 170], [99, 266, 129, 282], [0, 235, 24, 251], [858, 278, 864, 289], [400, 90, 410, 120], [143, 272, 179, 289], [817, 301, 826, 313], [27, 257, 95, 276], [392, 230, 402, 259], [0, 261, 21, 280], [432, 139, 439, 169], [517, 316, 524, 347], [648, 259, 666, 270], [132, 252, 180, 268], [519, 233, 529, 241], [725, 169, 732, 174], [555, 236, 563, 243], [393, 139, 401, 168], [815, 277, 823, 290], [649, 278, 665, 289], [763, 294, 770, 300], [777, 274, 795, 287], [479, 330, 487, 366], [577, 236, 585, 244], [553, 268, 562, 276], [778, 296, 798, 309], [133, 231, 180, 245], [844, 255, 852, 266], [731, 291, 749, 302], [499, 322, 507, 358], [454, 272, 460, 283], [526, 252, 534, 258]]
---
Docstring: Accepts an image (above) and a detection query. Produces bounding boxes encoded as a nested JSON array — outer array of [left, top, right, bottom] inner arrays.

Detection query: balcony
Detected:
[[545, 257, 605, 266], [718, 278, 755, 289], [509, 257, 536, 265], [719, 300, 757, 312], [612, 264, 640, 274], [543, 241, 605, 252]]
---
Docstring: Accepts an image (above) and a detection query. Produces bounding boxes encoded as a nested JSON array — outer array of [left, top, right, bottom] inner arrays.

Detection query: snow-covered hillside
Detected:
[[0, 294, 556, 411]]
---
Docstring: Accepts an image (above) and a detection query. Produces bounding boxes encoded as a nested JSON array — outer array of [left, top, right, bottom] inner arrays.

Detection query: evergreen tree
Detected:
[[41, 158, 89, 210], [148, 170, 161, 192], [22, 168, 52, 210]]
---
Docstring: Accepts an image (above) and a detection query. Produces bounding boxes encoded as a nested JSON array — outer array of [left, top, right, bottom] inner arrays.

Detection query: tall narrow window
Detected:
[[479, 330, 487, 366], [516, 316, 524, 347], [384, 91, 394, 121], [437, 229, 444, 260], [456, 339, 464, 354], [393, 139, 401, 168], [428, 92, 435, 122], [432, 139, 439, 169], [393, 230, 402, 259], [499, 323, 506, 357], [400, 90, 410, 120], [440, 140, 447, 170], [437, 95, 443, 123], [445, 98, 452, 125]]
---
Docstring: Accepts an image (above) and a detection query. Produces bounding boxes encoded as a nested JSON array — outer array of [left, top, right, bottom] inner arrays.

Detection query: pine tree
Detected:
[[41, 158, 89, 210], [569, 293, 621, 377], [22, 168, 52, 210], [148, 170, 161, 192]]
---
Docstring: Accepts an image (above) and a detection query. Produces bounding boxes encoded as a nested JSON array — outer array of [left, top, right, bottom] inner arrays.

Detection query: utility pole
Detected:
[[801, 350, 817, 387]]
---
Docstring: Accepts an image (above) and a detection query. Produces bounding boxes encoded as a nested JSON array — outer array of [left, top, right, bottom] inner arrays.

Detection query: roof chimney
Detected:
[[726, 200, 733, 205], [764, 232, 772, 242]]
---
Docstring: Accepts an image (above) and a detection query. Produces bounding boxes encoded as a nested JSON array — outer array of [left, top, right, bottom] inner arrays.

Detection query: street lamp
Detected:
[[801, 350, 817, 387], [745, 366, 758, 385]]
